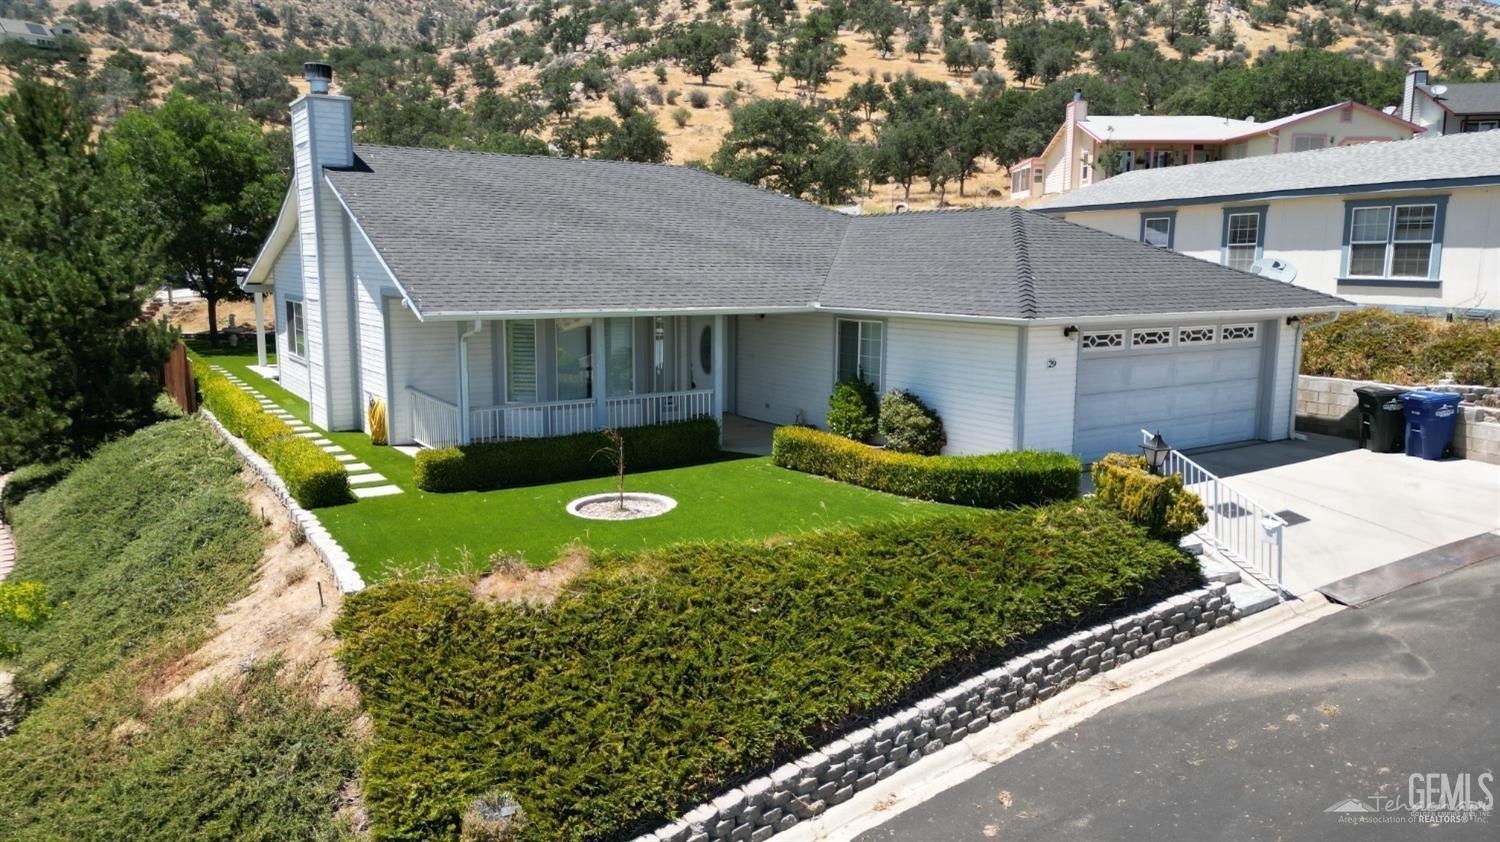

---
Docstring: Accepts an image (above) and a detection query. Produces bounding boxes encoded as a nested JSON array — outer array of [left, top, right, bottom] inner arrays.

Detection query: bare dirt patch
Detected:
[[151, 470, 358, 712], [473, 548, 592, 607]]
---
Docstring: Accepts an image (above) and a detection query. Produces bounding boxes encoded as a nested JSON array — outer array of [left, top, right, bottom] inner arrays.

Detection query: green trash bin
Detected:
[[1353, 385, 1406, 453]]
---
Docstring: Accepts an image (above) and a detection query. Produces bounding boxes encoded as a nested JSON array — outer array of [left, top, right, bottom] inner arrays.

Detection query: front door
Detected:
[[688, 316, 714, 392]]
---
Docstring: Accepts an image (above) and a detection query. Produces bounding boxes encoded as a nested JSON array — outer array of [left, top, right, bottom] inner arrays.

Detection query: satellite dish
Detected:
[[1431, 84, 1448, 96], [1250, 258, 1298, 283]]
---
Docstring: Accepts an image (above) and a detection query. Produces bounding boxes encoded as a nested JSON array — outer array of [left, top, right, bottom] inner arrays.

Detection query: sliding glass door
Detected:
[[555, 318, 592, 400]]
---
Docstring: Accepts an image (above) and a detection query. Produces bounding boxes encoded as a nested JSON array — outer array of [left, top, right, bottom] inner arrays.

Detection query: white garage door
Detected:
[[1074, 323, 1265, 462]]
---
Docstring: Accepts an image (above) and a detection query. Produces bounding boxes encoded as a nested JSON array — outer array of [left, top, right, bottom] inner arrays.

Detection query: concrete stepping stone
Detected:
[[297, 431, 319, 438], [353, 484, 403, 499], [291, 425, 312, 432], [312, 438, 332, 446], [347, 472, 387, 485], [334, 453, 356, 463], [320, 444, 345, 453], [344, 462, 372, 472]]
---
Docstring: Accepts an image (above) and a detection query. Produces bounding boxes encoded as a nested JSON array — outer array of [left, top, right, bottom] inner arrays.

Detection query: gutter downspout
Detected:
[[457, 320, 482, 445]]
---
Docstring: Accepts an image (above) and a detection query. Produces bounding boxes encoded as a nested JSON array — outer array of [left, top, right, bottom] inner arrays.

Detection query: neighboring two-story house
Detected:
[[1037, 130, 1500, 316], [1011, 92, 1421, 201], [1400, 66, 1500, 136]]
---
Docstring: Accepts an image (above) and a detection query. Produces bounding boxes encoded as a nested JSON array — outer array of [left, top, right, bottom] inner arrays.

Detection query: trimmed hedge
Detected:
[[772, 425, 1079, 507], [1090, 454, 1208, 542], [414, 416, 721, 493], [336, 500, 1201, 841], [193, 365, 353, 508], [878, 389, 946, 455]]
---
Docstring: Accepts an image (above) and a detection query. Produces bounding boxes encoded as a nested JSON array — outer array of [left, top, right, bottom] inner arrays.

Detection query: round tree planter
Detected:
[[565, 492, 678, 521]]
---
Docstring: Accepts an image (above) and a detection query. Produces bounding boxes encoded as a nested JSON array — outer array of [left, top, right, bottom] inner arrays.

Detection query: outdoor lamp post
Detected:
[[1141, 431, 1170, 475]]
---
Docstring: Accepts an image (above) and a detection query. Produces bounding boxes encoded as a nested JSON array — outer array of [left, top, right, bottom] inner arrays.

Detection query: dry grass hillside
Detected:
[[8, 0, 1498, 210]]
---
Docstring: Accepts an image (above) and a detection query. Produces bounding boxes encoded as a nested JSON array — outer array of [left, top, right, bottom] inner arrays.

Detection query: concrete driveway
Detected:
[[1189, 434, 1500, 596]]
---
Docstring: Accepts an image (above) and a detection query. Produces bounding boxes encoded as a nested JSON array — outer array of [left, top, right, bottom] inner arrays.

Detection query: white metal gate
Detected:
[[1158, 438, 1287, 598]]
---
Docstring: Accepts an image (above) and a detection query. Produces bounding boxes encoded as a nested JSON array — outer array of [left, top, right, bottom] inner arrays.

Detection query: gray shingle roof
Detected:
[[326, 144, 1351, 322], [1424, 82, 1500, 116], [1038, 129, 1500, 212], [327, 145, 847, 317], [823, 208, 1348, 319]]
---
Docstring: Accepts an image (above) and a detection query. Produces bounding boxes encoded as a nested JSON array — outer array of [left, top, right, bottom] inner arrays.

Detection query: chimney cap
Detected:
[[1073, 88, 1083, 101], [304, 62, 333, 94]]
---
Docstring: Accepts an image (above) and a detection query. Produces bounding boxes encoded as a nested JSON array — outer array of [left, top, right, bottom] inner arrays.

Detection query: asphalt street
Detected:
[[858, 557, 1500, 841]]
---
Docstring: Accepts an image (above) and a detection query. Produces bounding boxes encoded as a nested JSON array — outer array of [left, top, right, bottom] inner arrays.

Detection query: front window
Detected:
[[284, 300, 306, 358], [1463, 119, 1498, 133], [1142, 216, 1172, 248], [555, 318, 592, 400], [836, 319, 883, 389], [506, 320, 537, 403], [1117, 151, 1134, 173], [1345, 201, 1440, 280], [1291, 134, 1327, 152], [1225, 211, 1261, 271], [604, 317, 634, 397], [1011, 168, 1030, 193]]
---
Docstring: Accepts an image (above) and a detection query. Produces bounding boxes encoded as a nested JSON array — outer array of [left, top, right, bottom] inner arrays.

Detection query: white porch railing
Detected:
[[409, 388, 461, 449], [1155, 436, 1287, 598], [606, 389, 713, 429], [470, 398, 597, 442]]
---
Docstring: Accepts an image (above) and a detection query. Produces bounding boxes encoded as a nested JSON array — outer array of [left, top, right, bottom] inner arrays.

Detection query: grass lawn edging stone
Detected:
[[632, 581, 1235, 842], [199, 407, 365, 593]]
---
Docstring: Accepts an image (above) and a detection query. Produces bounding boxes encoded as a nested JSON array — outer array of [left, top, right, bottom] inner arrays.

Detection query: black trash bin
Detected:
[[1353, 385, 1406, 453]]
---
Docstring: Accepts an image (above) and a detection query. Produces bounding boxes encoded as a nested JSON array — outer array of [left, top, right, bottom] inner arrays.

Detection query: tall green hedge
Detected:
[[335, 500, 1200, 841], [1090, 454, 1208, 541], [193, 365, 353, 508], [772, 426, 1079, 507], [414, 416, 721, 493]]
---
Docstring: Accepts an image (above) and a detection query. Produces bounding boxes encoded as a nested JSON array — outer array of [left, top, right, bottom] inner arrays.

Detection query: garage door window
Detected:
[[1081, 330, 1124, 351], [1131, 328, 1172, 348], [1220, 324, 1257, 342], [1178, 326, 1215, 344]]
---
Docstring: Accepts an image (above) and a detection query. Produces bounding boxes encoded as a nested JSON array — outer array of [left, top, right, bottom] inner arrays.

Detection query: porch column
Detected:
[[592, 318, 607, 429], [253, 290, 267, 368], [457, 321, 482, 445], [712, 314, 726, 442]]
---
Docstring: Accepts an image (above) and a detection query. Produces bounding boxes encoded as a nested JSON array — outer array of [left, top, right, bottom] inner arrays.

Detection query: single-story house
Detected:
[[1009, 92, 1420, 200], [241, 64, 1353, 463], [1036, 130, 1500, 316], [1400, 66, 1500, 136]]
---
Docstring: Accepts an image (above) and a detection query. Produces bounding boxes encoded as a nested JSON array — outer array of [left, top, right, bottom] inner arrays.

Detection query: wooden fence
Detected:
[[162, 341, 197, 414]]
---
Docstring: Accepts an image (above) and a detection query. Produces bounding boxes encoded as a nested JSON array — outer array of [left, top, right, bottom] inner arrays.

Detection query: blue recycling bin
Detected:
[[1400, 391, 1462, 460]]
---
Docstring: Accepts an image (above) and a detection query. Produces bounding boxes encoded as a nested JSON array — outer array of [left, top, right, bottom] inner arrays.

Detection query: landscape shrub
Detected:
[[414, 416, 721, 493], [336, 500, 1200, 841], [1, 460, 76, 510], [1301, 309, 1500, 387], [772, 426, 1078, 507], [194, 364, 353, 507], [877, 389, 946, 455], [826, 377, 879, 441], [687, 88, 710, 108], [1090, 454, 1208, 542]]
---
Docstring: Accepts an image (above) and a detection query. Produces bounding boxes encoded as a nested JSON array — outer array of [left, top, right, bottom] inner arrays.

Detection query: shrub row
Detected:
[[414, 416, 721, 493], [1090, 454, 1208, 542], [193, 365, 353, 508], [772, 425, 1079, 507], [337, 500, 1200, 841]]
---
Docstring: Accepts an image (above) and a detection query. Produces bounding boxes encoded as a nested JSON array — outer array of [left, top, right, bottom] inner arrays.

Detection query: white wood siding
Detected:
[[735, 313, 834, 428], [290, 106, 327, 427], [318, 187, 358, 430], [1265, 319, 1298, 440], [352, 227, 397, 430], [1020, 326, 1080, 453], [884, 318, 1019, 454], [271, 239, 309, 401], [385, 304, 458, 445]]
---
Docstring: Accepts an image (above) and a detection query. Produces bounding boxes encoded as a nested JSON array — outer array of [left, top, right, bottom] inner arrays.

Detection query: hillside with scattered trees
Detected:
[[2, 0, 1496, 209]]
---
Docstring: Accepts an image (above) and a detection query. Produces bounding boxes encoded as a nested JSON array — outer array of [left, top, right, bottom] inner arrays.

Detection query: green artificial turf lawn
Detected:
[[191, 343, 966, 580]]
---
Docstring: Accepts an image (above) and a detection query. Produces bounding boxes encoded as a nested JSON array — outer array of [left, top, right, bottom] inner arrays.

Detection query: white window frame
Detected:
[[1141, 216, 1172, 248], [835, 318, 884, 389], [1343, 200, 1441, 281], [284, 299, 306, 360], [1224, 211, 1262, 271]]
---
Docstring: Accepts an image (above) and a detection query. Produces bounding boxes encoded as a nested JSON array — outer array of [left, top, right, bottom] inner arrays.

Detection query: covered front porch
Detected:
[[390, 312, 732, 449]]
